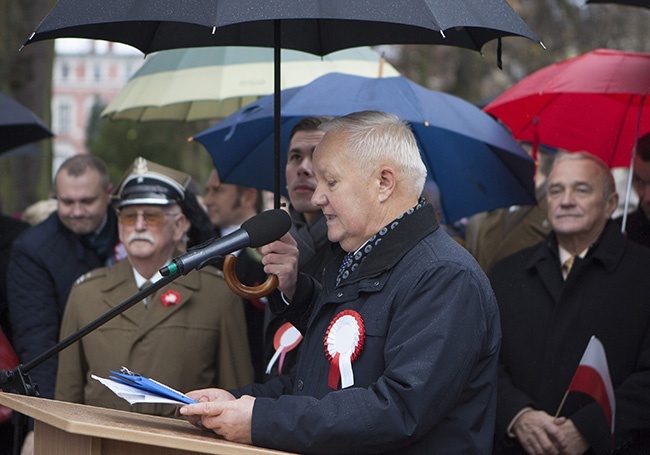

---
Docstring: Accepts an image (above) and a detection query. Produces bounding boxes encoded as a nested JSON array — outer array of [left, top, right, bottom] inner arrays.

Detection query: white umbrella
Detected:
[[102, 46, 399, 122]]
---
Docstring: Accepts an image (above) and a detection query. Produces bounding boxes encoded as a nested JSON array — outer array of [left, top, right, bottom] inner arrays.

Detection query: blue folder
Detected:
[[108, 368, 197, 405]]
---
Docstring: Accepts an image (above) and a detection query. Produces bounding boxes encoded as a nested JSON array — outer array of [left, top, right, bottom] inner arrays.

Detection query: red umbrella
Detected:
[[484, 48, 650, 168]]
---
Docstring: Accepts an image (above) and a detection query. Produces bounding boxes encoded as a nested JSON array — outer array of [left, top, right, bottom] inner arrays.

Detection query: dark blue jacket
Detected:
[[236, 204, 501, 454], [7, 210, 118, 399]]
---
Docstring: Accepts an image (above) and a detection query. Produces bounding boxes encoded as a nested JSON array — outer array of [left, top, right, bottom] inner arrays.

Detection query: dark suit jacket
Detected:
[[491, 221, 650, 454]]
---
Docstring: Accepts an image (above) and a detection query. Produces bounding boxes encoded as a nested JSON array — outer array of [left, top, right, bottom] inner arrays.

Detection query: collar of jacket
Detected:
[[332, 203, 440, 286], [100, 252, 201, 293], [289, 205, 327, 253], [526, 219, 626, 274], [52, 211, 99, 263]]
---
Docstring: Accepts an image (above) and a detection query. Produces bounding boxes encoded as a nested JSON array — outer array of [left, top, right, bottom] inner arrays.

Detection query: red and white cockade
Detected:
[[266, 322, 303, 375], [324, 310, 365, 389], [160, 289, 181, 307]]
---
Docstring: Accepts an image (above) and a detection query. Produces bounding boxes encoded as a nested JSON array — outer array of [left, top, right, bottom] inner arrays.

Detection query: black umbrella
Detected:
[[586, 0, 650, 7], [0, 92, 53, 155], [25, 1, 540, 54], [24, 0, 541, 207]]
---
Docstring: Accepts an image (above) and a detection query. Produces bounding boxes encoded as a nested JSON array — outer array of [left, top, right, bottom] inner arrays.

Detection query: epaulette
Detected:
[[74, 268, 108, 285]]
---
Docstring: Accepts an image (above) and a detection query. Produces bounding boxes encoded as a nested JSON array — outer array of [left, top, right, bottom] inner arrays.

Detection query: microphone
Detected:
[[160, 209, 291, 276]]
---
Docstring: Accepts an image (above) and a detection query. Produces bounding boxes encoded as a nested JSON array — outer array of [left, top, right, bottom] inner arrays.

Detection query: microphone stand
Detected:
[[0, 268, 184, 455]]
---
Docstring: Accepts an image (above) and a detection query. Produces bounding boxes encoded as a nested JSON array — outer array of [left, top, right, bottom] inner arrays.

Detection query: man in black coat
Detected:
[[7, 154, 119, 401], [179, 111, 500, 454], [491, 152, 650, 454]]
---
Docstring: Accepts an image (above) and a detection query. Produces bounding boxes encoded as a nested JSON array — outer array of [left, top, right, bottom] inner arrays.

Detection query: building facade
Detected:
[[51, 42, 144, 173]]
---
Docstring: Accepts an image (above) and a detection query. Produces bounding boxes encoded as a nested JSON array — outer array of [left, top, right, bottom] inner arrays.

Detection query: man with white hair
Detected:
[[56, 158, 253, 417], [179, 111, 501, 454]]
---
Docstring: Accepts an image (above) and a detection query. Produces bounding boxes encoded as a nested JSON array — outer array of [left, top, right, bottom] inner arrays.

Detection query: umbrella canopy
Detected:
[[484, 48, 650, 168], [25, 0, 539, 208], [0, 92, 53, 155], [26, 1, 540, 55], [102, 46, 400, 122], [193, 73, 536, 223], [586, 0, 650, 7]]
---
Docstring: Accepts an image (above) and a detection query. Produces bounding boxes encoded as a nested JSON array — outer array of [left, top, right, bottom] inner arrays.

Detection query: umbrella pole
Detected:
[[622, 149, 635, 233], [274, 20, 282, 210], [621, 94, 646, 233]]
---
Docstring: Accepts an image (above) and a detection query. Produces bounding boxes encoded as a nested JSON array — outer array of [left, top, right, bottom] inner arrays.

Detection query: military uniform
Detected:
[[56, 258, 254, 417], [55, 157, 254, 418]]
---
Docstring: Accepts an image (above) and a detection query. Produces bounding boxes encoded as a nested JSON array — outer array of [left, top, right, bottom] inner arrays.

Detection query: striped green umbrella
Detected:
[[102, 46, 399, 122]]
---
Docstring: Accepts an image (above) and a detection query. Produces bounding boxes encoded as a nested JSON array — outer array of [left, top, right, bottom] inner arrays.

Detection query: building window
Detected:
[[57, 102, 72, 135], [61, 63, 70, 81], [76, 63, 85, 80], [93, 64, 102, 82]]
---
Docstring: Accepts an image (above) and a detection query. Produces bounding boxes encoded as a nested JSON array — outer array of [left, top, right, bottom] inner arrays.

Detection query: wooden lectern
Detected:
[[0, 393, 295, 455]]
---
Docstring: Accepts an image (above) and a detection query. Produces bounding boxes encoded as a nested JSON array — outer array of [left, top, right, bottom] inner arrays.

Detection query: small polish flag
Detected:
[[566, 336, 616, 434]]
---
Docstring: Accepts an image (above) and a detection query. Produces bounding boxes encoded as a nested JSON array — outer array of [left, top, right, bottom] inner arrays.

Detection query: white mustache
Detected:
[[127, 232, 155, 244]]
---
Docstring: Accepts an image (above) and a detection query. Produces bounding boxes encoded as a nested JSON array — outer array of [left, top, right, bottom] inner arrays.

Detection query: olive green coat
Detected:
[[55, 258, 254, 417]]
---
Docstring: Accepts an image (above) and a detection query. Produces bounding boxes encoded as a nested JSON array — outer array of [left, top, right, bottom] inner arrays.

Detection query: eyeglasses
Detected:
[[117, 210, 180, 227]]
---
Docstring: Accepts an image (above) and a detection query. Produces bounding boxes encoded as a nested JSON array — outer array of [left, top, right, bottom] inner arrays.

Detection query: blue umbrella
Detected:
[[193, 73, 535, 223]]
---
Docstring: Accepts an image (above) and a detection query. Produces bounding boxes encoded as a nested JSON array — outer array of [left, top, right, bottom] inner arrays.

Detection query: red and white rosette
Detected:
[[324, 310, 365, 390], [160, 290, 181, 307], [265, 322, 303, 375]]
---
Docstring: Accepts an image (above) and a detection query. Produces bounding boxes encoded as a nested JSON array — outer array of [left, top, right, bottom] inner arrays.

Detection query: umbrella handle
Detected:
[[222, 254, 278, 299]]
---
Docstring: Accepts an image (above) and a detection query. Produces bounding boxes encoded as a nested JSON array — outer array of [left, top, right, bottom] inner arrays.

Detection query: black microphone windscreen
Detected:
[[242, 209, 292, 248]]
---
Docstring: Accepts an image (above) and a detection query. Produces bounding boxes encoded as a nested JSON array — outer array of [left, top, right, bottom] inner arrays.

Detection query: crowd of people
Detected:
[[1, 114, 649, 455]]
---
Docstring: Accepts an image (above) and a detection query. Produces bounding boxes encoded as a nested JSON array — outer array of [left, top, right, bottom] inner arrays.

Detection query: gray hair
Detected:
[[319, 111, 427, 197], [551, 152, 616, 198]]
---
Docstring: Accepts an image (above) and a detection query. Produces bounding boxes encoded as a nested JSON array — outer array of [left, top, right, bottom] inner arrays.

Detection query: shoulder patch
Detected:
[[75, 268, 107, 285], [75, 272, 93, 285]]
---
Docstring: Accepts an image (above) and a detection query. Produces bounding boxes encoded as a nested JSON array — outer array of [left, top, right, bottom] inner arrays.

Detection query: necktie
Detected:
[[562, 256, 575, 280], [140, 280, 153, 306]]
